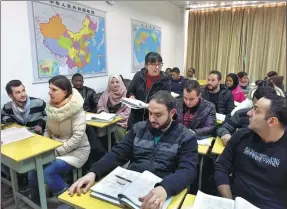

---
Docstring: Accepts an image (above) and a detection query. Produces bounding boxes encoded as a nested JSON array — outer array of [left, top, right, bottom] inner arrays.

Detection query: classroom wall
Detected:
[[1, 1, 185, 105]]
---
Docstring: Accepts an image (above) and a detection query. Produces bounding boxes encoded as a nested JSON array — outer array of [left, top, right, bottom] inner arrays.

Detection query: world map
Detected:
[[132, 20, 162, 72], [29, 1, 107, 82]]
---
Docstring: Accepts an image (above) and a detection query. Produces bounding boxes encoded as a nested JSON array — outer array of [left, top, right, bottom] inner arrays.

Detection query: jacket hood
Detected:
[[46, 88, 84, 122]]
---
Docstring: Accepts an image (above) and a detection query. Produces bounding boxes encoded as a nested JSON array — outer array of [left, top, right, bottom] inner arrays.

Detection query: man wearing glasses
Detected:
[[127, 52, 171, 129]]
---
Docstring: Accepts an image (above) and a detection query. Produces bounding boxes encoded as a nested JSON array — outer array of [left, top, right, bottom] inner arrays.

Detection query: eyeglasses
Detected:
[[148, 63, 164, 68]]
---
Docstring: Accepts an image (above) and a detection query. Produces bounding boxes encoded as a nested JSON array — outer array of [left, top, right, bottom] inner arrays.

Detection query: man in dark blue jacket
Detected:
[[170, 67, 185, 97], [68, 90, 198, 209]]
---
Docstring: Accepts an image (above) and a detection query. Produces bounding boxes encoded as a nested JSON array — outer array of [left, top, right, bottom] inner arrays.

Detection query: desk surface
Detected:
[[59, 188, 187, 209], [211, 137, 225, 155], [181, 194, 196, 209], [86, 112, 122, 128], [1, 124, 62, 162], [198, 138, 214, 155], [217, 120, 223, 125], [198, 80, 207, 85]]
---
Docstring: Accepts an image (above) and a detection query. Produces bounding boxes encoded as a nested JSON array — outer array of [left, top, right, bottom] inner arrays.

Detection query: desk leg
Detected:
[[198, 156, 204, 191], [107, 126, 111, 151], [9, 168, 20, 208], [35, 156, 47, 209]]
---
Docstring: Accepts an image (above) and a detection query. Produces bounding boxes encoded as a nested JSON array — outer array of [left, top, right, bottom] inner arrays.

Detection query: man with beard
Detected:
[[72, 73, 99, 113], [215, 94, 287, 209], [1, 80, 47, 197], [201, 70, 235, 116], [68, 90, 198, 209]]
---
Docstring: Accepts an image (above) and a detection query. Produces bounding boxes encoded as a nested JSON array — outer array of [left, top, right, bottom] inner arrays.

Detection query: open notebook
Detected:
[[120, 98, 149, 109], [1, 127, 34, 145], [86, 112, 117, 122], [193, 191, 259, 209], [90, 166, 172, 209]]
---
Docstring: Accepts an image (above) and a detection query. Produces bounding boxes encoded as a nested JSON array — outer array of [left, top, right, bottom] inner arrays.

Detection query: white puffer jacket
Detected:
[[45, 88, 90, 168]]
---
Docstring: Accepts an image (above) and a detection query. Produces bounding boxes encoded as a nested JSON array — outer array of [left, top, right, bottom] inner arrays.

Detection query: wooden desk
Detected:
[[217, 120, 223, 125], [181, 194, 196, 209], [1, 124, 62, 209], [198, 80, 207, 86], [211, 137, 225, 155], [59, 188, 187, 209], [86, 113, 123, 150]]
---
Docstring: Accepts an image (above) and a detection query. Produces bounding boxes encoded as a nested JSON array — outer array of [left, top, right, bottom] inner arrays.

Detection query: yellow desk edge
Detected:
[[211, 137, 225, 155], [1, 125, 62, 162], [58, 188, 187, 209], [181, 194, 196, 209], [198, 137, 214, 155]]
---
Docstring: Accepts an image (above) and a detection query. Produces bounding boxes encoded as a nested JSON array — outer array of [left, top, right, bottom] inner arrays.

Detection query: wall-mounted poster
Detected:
[[131, 19, 162, 72], [28, 1, 107, 83]]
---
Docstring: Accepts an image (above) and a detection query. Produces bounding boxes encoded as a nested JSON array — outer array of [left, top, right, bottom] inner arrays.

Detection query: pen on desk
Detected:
[[115, 175, 132, 183]]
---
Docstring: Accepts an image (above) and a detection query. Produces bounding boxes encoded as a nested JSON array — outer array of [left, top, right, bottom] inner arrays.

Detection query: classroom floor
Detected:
[[1, 183, 65, 209]]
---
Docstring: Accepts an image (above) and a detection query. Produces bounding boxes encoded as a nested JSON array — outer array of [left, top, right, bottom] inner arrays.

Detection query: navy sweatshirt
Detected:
[[215, 128, 287, 209], [170, 76, 185, 96]]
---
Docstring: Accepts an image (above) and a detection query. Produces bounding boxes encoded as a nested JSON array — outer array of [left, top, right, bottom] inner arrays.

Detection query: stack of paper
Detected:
[[1, 127, 34, 145], [86, 112, 116, 122], [216, 113, 226, 122], [120, 98, 148, 109], [171, 92, 180, 98], [197, 138, 212, 146]]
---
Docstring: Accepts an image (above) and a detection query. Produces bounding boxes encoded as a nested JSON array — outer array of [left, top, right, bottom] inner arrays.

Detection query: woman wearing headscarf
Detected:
[[97, 74, 131, 142], [225, 73, 246, 103]]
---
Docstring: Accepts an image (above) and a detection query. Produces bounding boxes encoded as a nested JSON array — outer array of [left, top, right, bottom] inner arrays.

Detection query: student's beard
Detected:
[[13, 97, 27, 107], [147, 117, 172, 136]]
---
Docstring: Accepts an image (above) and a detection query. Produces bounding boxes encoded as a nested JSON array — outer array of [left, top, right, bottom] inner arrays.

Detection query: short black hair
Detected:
[[183, 80, 200, 95], [263, 94, 287, 126], [171, 67, 180, 74], [267, 71, 278, 78], [209, 70, 222, 80], [150, 90, 176, 111], [145, 52, 163, 65], [72, 73, 83, 80], [49, 75, 73, 98], [165, 68, 171, 72], [253, 86, 276, 100], [237, 71, 248, 78], [6, 80, 24, 95], [257, 80, 274, 88]]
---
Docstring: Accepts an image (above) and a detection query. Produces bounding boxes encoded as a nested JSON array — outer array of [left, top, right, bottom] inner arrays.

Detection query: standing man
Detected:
[[72, 73, 99, 113]]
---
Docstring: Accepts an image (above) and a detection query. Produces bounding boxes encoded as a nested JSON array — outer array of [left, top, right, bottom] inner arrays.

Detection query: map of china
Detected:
[[40, 14, 97, 69]]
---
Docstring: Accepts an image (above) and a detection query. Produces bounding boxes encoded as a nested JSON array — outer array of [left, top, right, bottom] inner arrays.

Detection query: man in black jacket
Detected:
[[127, 52, 170, 129], [72, 73, 99, 113], [68, 91, 198, 209], [201, 70, 234, 116], [176, 80, 216, 138], [217, 86, 277, 145], [215, 94, 287, 209]]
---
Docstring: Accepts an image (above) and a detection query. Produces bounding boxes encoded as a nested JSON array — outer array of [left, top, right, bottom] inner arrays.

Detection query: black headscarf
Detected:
[[226, 73, 239, 90]]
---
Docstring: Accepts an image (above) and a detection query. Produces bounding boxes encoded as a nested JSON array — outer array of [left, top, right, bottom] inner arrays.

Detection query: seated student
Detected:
[[265, 70, 278, 80], [169, 67, 185, 97], [127, 52, 170, 129], [1, 80, 47, 197], [201, 70, 235, 116], [68, 91, 198, 209], [28, 75, 90, 205], [269, 75, 285, 92], [225, 73, 246, 103], [217, 86, 277, 145], [231, 80, 285, 115], [165, 68, 171, 77], [237, 71, 249, 90], [186, 67, 196, 80], [97, 74, 131, 142], [215, 94, 287, 209], [1, 80, 47, 134], [176, 80, 216, 138], [72, 73, 99, 113]]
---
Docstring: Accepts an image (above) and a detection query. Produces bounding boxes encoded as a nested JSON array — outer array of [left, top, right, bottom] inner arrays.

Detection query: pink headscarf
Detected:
[[98, 74, 127, 110]]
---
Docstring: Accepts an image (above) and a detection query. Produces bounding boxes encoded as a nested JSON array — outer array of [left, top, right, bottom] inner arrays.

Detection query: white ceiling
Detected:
[[170, 1, 284, 10]]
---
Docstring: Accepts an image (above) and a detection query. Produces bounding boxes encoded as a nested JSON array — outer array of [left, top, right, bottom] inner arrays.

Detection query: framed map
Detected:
[[131, 20, 162, 72], [28, 1, 107, 83]]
